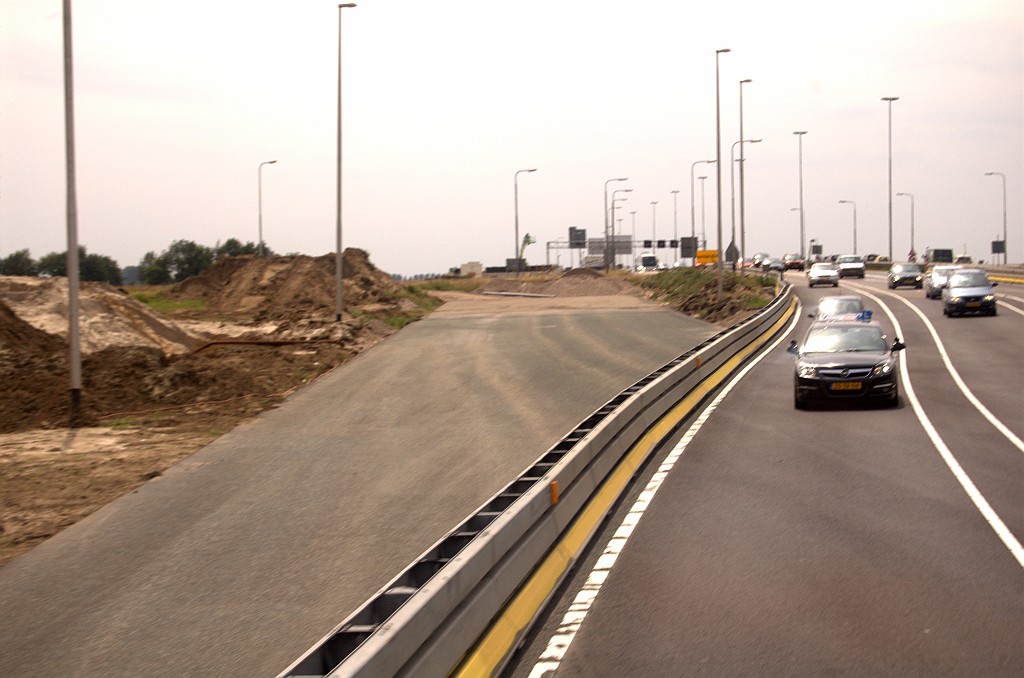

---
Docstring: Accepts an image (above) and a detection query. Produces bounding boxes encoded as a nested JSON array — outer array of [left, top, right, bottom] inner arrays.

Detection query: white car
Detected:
[[836, 254, 865, 278], [806, 262, 840, 287]]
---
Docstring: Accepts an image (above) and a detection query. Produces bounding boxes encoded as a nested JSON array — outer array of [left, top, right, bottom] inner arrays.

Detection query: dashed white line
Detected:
[[527, 305, 802, 677]]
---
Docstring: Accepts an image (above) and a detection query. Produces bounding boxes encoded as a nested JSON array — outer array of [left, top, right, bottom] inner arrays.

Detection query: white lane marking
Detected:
[[995, 298, 1024, 317], [996, 292, 1024, 303], [527, 306, 803, 677], [851, 286, 1024, 568], [848, 283, 1024, 454]]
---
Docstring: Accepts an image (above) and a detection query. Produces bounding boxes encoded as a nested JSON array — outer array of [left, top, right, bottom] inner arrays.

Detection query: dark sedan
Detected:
[[788, 315, 905, 409], [887, 262, 923, 289]]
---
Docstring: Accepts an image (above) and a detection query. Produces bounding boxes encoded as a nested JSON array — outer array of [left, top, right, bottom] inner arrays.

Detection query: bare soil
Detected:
[[0, 261, 768, 566]]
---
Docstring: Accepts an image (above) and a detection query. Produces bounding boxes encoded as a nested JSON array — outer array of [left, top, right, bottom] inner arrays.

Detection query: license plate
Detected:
[[966, 302, 981, 308], [830, 381, 862, 391]]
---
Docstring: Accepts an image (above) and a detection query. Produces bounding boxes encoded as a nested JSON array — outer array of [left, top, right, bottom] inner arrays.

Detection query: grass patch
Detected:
[[407, 277, 489, 293], [130, 288, 207, 314]]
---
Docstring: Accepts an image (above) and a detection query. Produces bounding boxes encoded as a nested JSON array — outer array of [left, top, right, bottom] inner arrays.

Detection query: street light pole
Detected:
[[62, 0, 82, 422], [793, 131, 807, 260], [650, 201, 658, 260], [738, 78, 752, 268], [838, 200, 857, 254], [731, 138, 761, 262], [985, 171, 1007, 264], [335, 3, 356, 323], [630, 210, 637, 267], [896, 192, 915, 260], [604, 177, 628, 270], [882, 96, 899, 262], [699, 176, 708, 248], [690, 159, 715, 266], [611, 188, 631, 268], [715, 47, 731, 296], [258, 160, 277, 257], [514, 168, 537, 275], [671, 188, 680, 248]]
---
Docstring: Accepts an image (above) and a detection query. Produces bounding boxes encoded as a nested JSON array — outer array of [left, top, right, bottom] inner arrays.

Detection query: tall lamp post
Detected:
[[896, 192, 915, 260], [514, 168, 537, 274], [258, 160, 277, 257], [882, 96, 899, 262], [985, 171, 1007, 264], [335, 3, 356, 323], [731, 138, 761, 259], [650, 201, 658, 260], [604, 177, 629, 270], [838, 199, 857, 254], [715, 47, 731, 296], [611, 188, 632, 267], [671, 189, 680, 263], [699, 176, 708, 248], [738, 78, 752, 267], [62, 0, 82, 421], [690, 159, 715, 265], [793, 131, 807, 260], [630, 210, 637, 267]]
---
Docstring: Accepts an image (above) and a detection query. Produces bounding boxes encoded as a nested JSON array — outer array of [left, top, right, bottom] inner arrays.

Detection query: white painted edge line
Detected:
[[527, 304, 803, 677], [995, 296, 1024, 317], [852, 285, 1024, 569], [849, 283, 1024, 454]]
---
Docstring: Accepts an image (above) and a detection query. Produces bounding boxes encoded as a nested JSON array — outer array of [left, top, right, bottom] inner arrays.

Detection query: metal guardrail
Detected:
[[278, 283, 796, 678]]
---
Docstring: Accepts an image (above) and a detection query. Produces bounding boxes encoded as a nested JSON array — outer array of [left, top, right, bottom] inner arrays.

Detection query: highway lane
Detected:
[[510, 276, 1023, 677], [0, 298, 717, 677]]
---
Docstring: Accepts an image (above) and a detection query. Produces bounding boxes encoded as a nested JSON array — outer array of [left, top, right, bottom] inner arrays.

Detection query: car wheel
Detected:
[[794, 393, 807, 410], [916, 283, 923, 289], [991, 307, 998, 316]]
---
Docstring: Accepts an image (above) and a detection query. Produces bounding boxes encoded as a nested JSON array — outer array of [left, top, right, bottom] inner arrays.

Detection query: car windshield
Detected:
[[838, 256, 862, 264], [931, 266, 956, 278], [817, 297, 863, 316], [811, 263, 836, 271], [948, 272, 990, 288], [894, 264, 921, 273], [803, 325, 887, 353]]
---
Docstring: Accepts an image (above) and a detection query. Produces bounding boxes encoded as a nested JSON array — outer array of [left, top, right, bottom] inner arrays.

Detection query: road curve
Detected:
[[0, 295, 716, 677], [509, 274, 1023, 677]]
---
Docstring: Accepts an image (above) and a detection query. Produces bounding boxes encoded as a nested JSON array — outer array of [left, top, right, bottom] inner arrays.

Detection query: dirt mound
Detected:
[[0, 277, 202, 355], [478, 270, 639, 298], [0, 299, 64, 357], [171, 249, 404, 321]]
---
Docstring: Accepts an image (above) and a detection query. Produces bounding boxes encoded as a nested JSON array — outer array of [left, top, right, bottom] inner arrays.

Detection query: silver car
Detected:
[[836, 254, 865, 278], [807, 262, 840, 287], [923, 265, 959, 299], [808, 294, 865, 320], [941, 269, 998, 316]]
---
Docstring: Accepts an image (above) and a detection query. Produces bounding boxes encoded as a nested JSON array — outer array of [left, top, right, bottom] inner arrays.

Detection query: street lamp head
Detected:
[[750, 138, 762, 144], [671, 189, 680, 194], [717, 48, 731, 54], [268, 160, 277, 165], [793, 130, 807, 136], [339, 3, 357, 8], [740, 78, 752, 84], [882, 96, 899, 102]]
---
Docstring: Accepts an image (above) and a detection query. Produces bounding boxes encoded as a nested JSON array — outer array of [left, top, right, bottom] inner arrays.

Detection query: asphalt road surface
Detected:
[[0, 294, 716, 677], [508, 274, 1024, 677]]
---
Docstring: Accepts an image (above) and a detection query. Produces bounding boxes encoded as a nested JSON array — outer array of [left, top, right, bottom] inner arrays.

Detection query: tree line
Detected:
[[0, 238, 272, 285]]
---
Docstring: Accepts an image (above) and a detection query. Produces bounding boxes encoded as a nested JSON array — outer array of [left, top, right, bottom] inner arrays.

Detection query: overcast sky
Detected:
[[2, 0, 1021, 276]]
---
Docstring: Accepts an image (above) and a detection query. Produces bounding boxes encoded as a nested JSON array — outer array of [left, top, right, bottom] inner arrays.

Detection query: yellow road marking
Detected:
[[452, 299, 796, 677]]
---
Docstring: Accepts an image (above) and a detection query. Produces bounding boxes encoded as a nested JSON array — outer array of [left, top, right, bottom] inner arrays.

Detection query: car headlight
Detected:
[[984, 294, 995, 301], [797, 363, 817, 378], [872, 359, 895, 377], [950, 296, 961, 303], [915, 276, 922, 281]]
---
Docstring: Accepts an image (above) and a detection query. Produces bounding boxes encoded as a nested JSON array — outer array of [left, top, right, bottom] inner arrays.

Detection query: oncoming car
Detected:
[[836, 254, 866, 278], [808, 294, 865, 320], [788, 313, 905, 409], [923, 265, 959, 299], [806, 261, 840, 287], [941, 269, 998, 317], [887, 262, 923, 289]]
